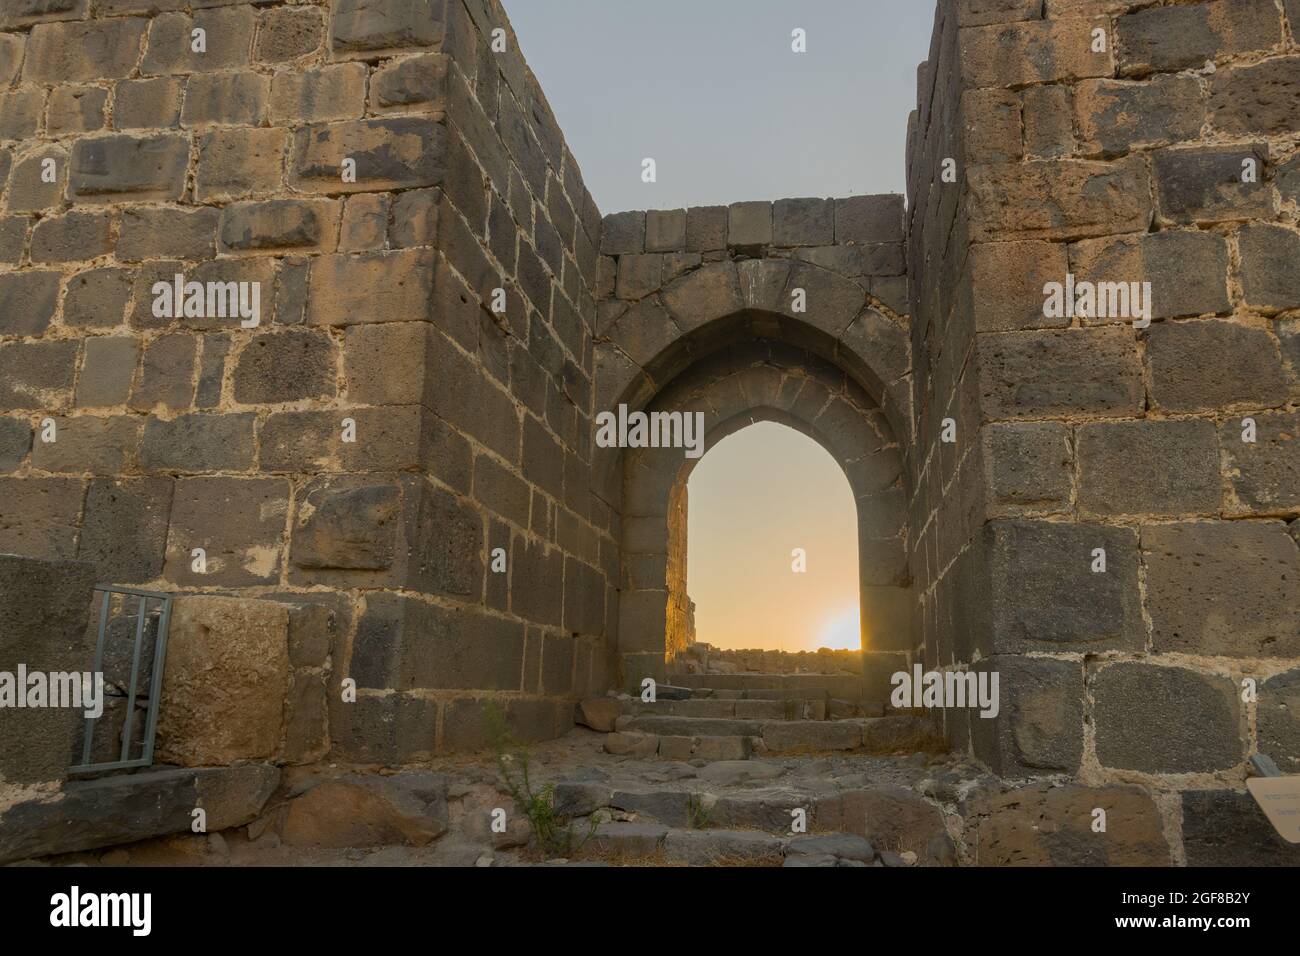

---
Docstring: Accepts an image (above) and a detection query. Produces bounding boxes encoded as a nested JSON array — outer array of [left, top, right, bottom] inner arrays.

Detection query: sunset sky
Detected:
[[504, 1, 933, 651]]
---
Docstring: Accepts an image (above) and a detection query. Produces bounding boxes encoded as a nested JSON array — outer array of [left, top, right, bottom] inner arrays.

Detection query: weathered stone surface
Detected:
[[1069, 229, 1231, 322], [979, 519, 1143, 654], [1118, 0, 1281, 75], [981, 422, 1072, 510], [370, 52, 447, 111], [1221, 411, 1300, 514], [307, 248, 435, 324], [1076, 419, 1221, 516], [967, 158, 1151, 242], [1209, 56, 1300, 136], [859, 715, 947, 754], [762, 721, 862, 753], [0, 340, 78, 410], [256, 5, 325, 62], [964, 784, 1170, 866], [728, 201, 772, 247], [195, 127, 287, 201], [0, 416, 31, 470], [290, 118, 442, 193], [645, 208, 686, 252], [77, 477, 173, 583], [964, 16, 1115, 85], [1147, 319, 1287, 412], [685, 206, 726, 252], [976, 328, 1142, 420], [280, 772, 448, 847], [660, 261, 742, 332], [1238, 224, 1300, 313], [112, 76, 183, 130], [31, 415, 141, 474], [63, 267, 132, 328], [0, 477, 83, 558], [576, 697, 620, 732], [141, 7, 254, 75], [972, 656, 1084, 776], [67, 133, 188, 204], [130, 333, 196, 412], [1153, 144, 1272, 224], [291, 477, 403, 573], [23, 17, 144, 83], [46, 85, 107, 135], [603, 731, 659, 757], [1181, 789, 1300, 866], [0, 765, 278, 864], [162, 476, 288, 587], [328, 691, 438, 764], [119, 206, 219, 261], [1074, 76, 1205, 155], [331, 0, 442, 56], [1259, 668, 1300, 774], [0, 554, 96, 787], [1094, 663, 1241, 773], [0, 271, 61, 335], [1150, 522, 1300, 659], [156, 596, 292, 766], [232, 329, 337, 403], [816, 786, 952, 862], [663, 829, 785, 865], [182, 72, 270, 127], [968, 240, 1068, 332]]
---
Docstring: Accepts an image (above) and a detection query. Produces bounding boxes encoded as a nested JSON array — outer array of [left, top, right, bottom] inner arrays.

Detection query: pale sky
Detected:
[[503, 1, 934, 650]]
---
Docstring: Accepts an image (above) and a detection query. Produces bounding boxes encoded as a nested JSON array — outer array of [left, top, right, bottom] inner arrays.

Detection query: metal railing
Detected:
[[68, 586, 173, 775]]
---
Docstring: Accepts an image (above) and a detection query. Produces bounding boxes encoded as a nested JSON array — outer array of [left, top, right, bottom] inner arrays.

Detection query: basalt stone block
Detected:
[[32, 81, 100, 135], [1259, 668, 1300, 774], [331, 0, 442, 57], [1181, 789, 1300, 866], [1118, 0, 1281, 74], [30, 415, 141, 474], [1239, 224, 1300, 313], [773, 197, 834, 247], [270, 63, 368, 124], [290, 477, 403, 573], [601, 210, 645, 255], [1094, 663, 1241, 773], [195, 128, 287, 202], [981, 421, 1072, 510], [0, 553, 96, 788], [30, 210, 112, 263], [967, 157, 1151, 242], [0, 0, 87, 30], [68, 134, 189, 203], [112, 77, 184, 130], [350, 594, 523, 692], [141, 412, 254, 474], [969, 240, 1069, 332], [0, 340, 78, 410], [119, 206, 219, 261], [1209, 56, 1300, 136], [1152, 144, 1272, 224], [1074, 76, 1205, 155], [256, 5, 326, 62], [978, 519, 1143, 655], [162, 476, 288, 587], [130, 333, 197, 412], [963, 88, 1022, 164], [511, 535, 565, 626], [232, 329, 338, 404], [23, 17, 145, 83], [976, 328, 1142, 420], [77, 477, 174, 584], [0, 35, 22, 88], [0, 270, 61, 336], [63, 268, 132, 328], [307, 248, 435, 324], [962, 16, 1114, 86], [329, 691, 438, 763], [258, 406, 427, 474], [1144, 521, 1300, 660], [1147, 319, 1287, 413], [181, 72, 270, 127], [728, 201, 772, 247], [835, 194, 905, 244], [343, 322, 435, 405], [0, 416, 31, 470], [0, 765, 278, 864], [645, 208, 686, 252], [972, 656, 1084, 776], [289, 118, 443, 193], [1077, 419, 1221, 516], [369, 52, 448, 111], [6, 146, 67, 213], [1068, 229, 1231, 322], [0, 477, 83, 559], [963, 784, 1170, 866], [685, 206, 726, 252], [1220, 411, 1300, 514], [141, 8, 255, 76], [0, 88, 43, 141], [0, 217, 24, 265]]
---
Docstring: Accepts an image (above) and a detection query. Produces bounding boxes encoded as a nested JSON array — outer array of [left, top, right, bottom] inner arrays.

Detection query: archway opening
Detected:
[[681, 421, 861, 672]]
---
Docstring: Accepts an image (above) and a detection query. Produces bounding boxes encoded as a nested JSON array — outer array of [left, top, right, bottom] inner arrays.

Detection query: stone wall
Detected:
[[0, 0, 613, 758], [906, 0, 1300, 844]]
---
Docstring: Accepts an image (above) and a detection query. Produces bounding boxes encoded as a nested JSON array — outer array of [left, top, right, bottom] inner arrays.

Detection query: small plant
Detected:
[[686, 793, 711, 830], [485, 702, 598, 858]]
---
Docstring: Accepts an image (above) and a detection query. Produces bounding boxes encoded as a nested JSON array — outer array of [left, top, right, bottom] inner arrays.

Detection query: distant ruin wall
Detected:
[[0, 0, 613, 759], [907, 0, 1300, 832]]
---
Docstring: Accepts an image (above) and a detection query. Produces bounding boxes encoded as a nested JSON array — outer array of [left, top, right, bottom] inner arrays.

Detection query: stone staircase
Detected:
[[593, 671, 945, 762]]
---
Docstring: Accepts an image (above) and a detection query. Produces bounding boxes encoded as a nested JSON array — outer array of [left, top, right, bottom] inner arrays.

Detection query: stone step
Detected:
[[621, 697, 883, 720], [607, 714, 947, 758], [672, 673, 866, 697], [581, 821, 883, 866]]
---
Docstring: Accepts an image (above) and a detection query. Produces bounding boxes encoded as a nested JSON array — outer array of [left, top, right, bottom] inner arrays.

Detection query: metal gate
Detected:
[[68, 586, 173, 775]]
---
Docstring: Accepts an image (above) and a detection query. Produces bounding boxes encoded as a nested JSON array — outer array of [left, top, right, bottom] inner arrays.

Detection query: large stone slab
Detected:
[[0, 765, 278, 864], [155, 596, 292, 766], [279, 772, 448, 847]]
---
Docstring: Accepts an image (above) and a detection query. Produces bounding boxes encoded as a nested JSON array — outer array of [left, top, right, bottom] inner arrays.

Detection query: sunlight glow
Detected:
[[818, 608, 862, 651]]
